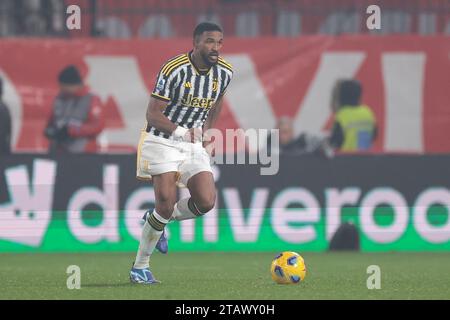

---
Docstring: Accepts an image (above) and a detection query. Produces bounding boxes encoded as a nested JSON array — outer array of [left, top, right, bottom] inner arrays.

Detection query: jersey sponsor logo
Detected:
[[181, 94, 215, 109], [156, 78, 165, 91]]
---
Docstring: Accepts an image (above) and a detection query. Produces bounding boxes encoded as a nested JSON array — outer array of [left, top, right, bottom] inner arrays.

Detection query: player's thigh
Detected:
[[137, 133, 184, 180], [152, 172, 178, 219], [187, 171, 216, 212]]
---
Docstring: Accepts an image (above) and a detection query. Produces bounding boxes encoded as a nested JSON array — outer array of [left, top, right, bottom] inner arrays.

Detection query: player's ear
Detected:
[[193, 34, 198, 46]]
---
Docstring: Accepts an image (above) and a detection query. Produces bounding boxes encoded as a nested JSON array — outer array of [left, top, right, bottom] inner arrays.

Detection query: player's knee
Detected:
[[195, 192, 216, 214], [155, 197, 176, 217]]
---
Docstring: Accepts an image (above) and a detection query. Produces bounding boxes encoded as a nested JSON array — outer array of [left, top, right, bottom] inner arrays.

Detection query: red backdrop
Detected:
[[0, 36, 449, 153]]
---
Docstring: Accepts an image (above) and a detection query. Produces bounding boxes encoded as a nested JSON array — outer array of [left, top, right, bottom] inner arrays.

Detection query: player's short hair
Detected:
[[338, 79, 362, 107], [193, 22, 223, 41]]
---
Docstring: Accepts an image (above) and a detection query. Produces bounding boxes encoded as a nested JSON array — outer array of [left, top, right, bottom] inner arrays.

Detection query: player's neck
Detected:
[[190, 51, 210, 72]]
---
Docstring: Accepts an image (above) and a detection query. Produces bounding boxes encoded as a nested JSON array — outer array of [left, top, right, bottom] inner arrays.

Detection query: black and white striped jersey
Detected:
[[147, 50, 233, 138]]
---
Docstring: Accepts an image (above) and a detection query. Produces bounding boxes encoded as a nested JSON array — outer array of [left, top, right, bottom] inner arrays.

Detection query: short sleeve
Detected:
[[151, 69, 172, 102], [219, 71, 233, 97]]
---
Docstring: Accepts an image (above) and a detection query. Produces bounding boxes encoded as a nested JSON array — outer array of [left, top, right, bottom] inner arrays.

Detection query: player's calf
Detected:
[[171, 196, 215, 221], [142, 210, 169, 254]]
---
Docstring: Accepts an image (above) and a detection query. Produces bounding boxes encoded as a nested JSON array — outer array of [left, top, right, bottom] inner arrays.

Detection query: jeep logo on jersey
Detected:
[[181, 94, 215, 109]]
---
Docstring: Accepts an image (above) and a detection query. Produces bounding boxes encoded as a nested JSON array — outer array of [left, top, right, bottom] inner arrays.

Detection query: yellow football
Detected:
[[270, 251, 306, 284]]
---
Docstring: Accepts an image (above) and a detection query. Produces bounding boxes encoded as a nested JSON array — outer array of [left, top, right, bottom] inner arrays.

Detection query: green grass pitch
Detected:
[[1, 252, 449, 299]]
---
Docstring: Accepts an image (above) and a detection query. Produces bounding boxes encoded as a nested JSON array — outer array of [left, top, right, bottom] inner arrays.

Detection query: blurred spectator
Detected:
[[267, 117, 302, 154], [20, 0, 47, 35], [0, 77, 12, 155], [277, 117, 295, 149], [1, 0, 64, 36], [0, 1, 15, 36], [44, 65, 105, 153], [265, 80, 378, 157], [328, 79, 377, 151], [266, 117, 326, 155], [48, 0, 66, 35]]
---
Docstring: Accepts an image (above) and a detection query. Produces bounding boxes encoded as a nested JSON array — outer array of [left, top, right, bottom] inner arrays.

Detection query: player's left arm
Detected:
[[203, 69, 232, 144], [203, 61, 233, 147], [202, 93, 226, 149], [203, 94, 224, 132]]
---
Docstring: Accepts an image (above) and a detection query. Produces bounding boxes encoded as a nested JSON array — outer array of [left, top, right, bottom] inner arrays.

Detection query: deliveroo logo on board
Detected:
[[0, 159, 56, 247]]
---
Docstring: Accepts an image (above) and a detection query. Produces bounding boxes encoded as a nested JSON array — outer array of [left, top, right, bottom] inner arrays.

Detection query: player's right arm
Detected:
[[146, 56, 194, 140], [146, 59, 180, 136], [146, 99, 200, 142], [146, 97, 177, 135], [146, 55, 202, 142]]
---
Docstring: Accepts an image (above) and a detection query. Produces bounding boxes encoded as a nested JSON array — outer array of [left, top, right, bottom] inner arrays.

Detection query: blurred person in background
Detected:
[[44, 65, 105, 153], [2, 0, 63, 36], [0, 77, 12, 155], [0, 1, 15, 36], [267, 117, 305, 154], [15, 0, 47, 36], [276, 117, 297, 151], [266, 117, 330, 156], [328, 79, 377, 152]]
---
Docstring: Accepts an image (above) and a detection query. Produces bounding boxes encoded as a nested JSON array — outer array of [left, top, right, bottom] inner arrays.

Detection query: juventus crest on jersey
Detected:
[[147, 51, 233, 138]]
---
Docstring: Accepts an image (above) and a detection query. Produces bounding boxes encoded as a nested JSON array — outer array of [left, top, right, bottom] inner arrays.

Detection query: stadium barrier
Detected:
[[39, 0, 450, 37], [1, 154, 449, 252]]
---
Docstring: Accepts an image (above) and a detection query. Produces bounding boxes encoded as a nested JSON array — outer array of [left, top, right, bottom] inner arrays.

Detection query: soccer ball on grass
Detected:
[[270, 251, 306, 284]]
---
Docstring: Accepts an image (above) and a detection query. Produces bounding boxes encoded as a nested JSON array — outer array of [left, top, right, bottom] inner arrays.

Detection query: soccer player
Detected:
[[130, 22, 233, 284]]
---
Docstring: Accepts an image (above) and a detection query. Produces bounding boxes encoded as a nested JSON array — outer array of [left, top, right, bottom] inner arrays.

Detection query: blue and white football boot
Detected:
[[156, 228, 168, 254], [142, 210, 168, 254], [129, 264, 160, 284]]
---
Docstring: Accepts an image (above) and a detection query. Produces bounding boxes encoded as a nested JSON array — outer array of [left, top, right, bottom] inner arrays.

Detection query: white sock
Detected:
[[133, 210, 169, 269], [171, 197, 202, 221]]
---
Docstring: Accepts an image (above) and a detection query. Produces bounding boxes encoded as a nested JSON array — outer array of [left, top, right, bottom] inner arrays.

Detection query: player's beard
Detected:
[[200, 51, 218, 67]]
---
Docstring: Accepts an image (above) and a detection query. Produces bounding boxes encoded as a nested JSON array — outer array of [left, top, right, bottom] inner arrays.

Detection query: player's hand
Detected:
[[186, 127, 203, 143], [202, 131, 216, 156], [202, 139, 212, 148]]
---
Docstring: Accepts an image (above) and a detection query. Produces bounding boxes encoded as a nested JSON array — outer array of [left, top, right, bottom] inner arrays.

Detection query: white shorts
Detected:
[[136, 130, 213, 187]]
